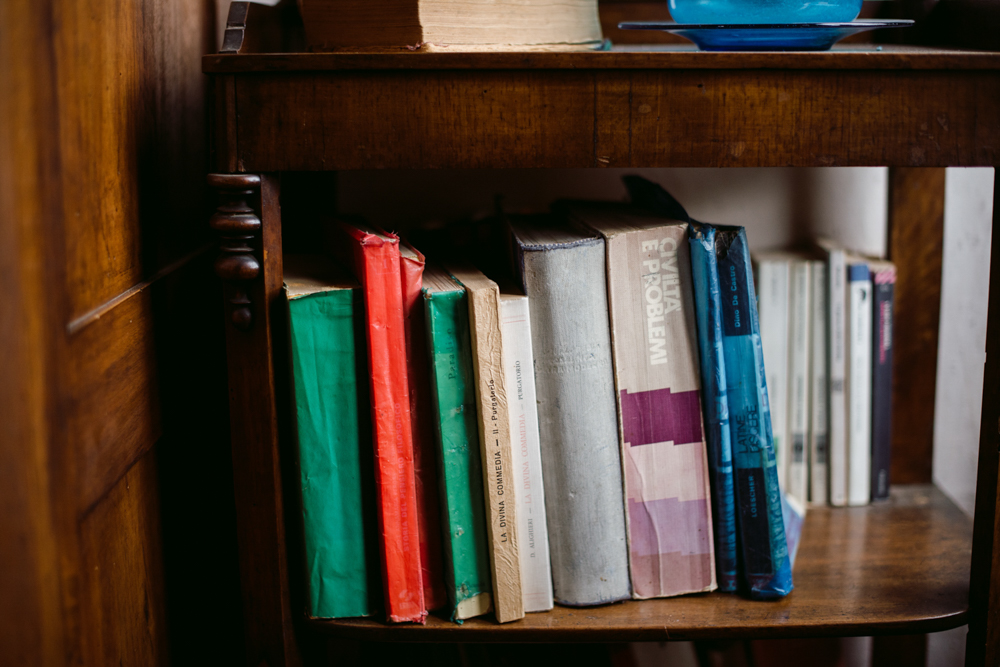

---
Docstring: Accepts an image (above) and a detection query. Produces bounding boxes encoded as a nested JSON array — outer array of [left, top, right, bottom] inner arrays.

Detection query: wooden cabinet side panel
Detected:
[[968, 170, 1000, 667]]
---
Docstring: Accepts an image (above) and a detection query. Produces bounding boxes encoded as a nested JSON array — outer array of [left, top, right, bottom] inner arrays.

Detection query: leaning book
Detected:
[[571, 203, 717, 599], [714, 225, 793, 599], [285, 255, 380, 619]]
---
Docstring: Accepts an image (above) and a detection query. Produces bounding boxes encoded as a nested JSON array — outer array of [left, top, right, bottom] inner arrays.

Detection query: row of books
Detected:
[[754, 245, 895, 508], [287, 179, 797, 625]]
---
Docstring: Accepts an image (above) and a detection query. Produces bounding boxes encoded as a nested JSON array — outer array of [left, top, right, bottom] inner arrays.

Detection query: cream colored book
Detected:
[[299, 0, 603, 51], [446, 265, 524, 624], [499, 292, 553, 613]]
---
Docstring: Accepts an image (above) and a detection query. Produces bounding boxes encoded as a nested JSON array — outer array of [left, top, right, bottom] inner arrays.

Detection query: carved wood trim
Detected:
[[208, 173, 262, 331]]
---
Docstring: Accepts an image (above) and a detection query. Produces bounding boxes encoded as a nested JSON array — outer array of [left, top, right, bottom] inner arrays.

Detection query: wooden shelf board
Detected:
[[204, 44, 1000, 73], [308, 484, 970, 642]]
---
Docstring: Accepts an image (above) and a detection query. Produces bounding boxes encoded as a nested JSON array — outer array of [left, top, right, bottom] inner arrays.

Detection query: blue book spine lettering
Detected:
[[688, 224, 738, 592], [715, 226, 793, 600]]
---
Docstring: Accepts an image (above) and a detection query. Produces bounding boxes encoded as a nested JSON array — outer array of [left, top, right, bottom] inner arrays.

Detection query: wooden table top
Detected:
[[309, 484, 970, 642]]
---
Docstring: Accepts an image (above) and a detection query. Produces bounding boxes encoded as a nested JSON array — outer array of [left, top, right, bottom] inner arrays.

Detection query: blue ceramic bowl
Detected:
[[669, 0, 862, 24]]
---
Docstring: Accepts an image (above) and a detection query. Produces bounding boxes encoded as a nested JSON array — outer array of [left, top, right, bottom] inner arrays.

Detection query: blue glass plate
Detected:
[[617, 20, 913, 51]]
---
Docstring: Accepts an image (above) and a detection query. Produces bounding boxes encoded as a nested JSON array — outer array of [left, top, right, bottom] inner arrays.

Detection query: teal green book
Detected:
[[421, 265, 493, 621], [285, 255, 380, 619]]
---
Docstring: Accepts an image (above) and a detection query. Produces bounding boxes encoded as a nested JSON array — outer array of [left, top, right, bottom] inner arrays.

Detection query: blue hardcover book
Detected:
[[714, 226, 793, 600], [688, 223, 739, 593]]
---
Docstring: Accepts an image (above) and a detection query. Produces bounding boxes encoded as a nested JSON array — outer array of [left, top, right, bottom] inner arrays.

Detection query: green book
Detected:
[[285, 255, 379, 619], [422, 265, 493, 621]]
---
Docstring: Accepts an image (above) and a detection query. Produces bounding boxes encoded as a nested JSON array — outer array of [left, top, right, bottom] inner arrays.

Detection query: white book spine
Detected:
[[827, 249, 848, 507], [500, 295, 554, 613], [787, 261, 811, 506], [756, 260, 791, 491], [846, 264, 873, 506], [808, 261, 829, 506]]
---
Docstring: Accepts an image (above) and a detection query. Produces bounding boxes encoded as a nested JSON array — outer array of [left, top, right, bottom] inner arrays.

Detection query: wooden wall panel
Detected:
[[69, 292, 161, 511], [55, 0, 214, 319], [0, 0, 68, 664], [2, 0, 224, 664], [80, 451, 169, 666]]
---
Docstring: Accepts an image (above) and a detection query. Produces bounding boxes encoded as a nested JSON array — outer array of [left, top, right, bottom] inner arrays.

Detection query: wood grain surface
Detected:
[[1, 0, 224, 665], [222, 66, 1000, 171], [887, 168, 945, 485], [219, 174, 299, 666], [310, 485, 970, 642], [204, 45, 1000, 72]]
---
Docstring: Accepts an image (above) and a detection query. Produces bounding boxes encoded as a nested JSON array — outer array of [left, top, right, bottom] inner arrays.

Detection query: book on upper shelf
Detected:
[[284, 255, 381, 620], [297, 0, 604, 51]]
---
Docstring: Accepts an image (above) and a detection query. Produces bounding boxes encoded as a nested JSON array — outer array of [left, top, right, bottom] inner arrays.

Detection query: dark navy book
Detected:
[[714, 225, 793, 600], [689, 223, 739, 592], [870, 260, 896, 501]]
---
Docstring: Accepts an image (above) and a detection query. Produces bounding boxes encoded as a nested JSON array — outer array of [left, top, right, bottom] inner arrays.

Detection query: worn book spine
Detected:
[[500, 295, 554, 612], [398, 244, 448, 610], [787, 261, 811, 506], [808, 261, 829, 506], [824, 246, 848, 507], [847, 263, 873, 506], [337, 223, 426, 623], [447, 266, 524, 623], [754, 258, 790, 493], [689, 224, 739, 593], [423, 284, 493, 621], [287, 282, 380, 619], [601, 223, 715, 599], [512, 230, 631, 606], [716, 227, 793, 599], [870, 265, 896, 501]]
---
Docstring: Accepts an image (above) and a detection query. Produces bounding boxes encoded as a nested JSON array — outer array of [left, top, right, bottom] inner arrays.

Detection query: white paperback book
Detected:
[[846, 260, 873, 506], [808, 260, 829, 506], [786, 260, 811, 506], [817, 239, 848, 507], [753, 253, 791, 491], [499, 293, 554, 612]]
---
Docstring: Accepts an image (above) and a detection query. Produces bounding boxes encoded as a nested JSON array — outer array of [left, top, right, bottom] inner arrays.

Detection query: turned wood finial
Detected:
[[209, 174, 262, 331]]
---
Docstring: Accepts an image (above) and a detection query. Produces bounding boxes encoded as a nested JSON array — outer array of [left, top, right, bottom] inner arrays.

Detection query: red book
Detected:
[[397, 240, 449, 610], [335, 222, 426, 623]]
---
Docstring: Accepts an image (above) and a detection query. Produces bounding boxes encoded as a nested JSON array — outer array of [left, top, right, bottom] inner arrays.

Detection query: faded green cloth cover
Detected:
[[288, 284, 378, 619], [423, 286, 493, 620]]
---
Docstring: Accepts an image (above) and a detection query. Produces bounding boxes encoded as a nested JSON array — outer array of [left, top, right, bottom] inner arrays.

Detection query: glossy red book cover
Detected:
[[397, 239, 448, 611], [335, 222, 426, 624]]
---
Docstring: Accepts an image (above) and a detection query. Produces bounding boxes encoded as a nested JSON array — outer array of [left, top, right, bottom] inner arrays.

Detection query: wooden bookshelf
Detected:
[[311, 485, 970, 641], [203, 3, 1000, 665]]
